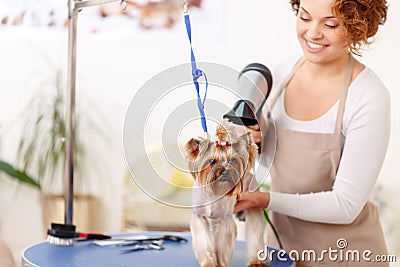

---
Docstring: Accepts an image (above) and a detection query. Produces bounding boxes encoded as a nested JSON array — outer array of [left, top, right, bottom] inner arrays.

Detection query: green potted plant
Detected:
[[11, 67, 105, 232], [15, 69, 83, 194], [0, 159, 40, 190], [0, 122, 40, 189]]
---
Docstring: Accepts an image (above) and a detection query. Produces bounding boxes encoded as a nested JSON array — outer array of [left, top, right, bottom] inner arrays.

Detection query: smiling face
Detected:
[[296, 0, 348, 64]]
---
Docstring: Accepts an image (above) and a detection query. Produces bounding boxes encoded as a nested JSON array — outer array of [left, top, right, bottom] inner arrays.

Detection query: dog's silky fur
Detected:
[[185, 120, 266, 267]]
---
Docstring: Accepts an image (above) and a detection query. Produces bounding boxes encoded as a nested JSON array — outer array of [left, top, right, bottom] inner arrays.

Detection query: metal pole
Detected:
[[63, 0, 124, 226], [64, 0, 78, 225]]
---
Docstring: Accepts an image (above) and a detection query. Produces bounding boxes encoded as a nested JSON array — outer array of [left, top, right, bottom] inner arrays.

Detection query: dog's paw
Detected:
[[247, 260, 268, 267]]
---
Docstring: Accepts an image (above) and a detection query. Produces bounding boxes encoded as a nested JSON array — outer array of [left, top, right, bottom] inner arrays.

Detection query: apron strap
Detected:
[[269, 57, 305, 112], [334, 55, 355, 134]]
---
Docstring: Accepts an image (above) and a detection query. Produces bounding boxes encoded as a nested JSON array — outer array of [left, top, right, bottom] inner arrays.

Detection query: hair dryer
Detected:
[[223, 63, 273, 126]]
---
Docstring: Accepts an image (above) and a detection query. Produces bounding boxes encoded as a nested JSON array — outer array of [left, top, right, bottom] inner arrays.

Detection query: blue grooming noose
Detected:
[[184, 3, 209, 134]]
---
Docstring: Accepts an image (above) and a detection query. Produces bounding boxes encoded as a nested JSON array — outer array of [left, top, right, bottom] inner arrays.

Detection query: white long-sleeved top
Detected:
[[266, 57, 391, 224]]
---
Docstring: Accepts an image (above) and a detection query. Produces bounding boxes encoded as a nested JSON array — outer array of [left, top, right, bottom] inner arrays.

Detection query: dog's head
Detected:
[[185, 120, 258, 197]]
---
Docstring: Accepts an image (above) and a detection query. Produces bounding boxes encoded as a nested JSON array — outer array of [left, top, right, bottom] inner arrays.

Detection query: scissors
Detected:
[[120, 242, 164, 253]]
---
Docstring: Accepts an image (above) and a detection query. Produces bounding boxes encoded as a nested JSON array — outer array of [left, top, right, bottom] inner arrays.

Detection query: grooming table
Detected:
[[22, 232, 293, 267]]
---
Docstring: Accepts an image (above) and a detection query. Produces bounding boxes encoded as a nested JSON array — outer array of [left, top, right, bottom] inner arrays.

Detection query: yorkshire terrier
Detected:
[[185, 120, 266, 267]]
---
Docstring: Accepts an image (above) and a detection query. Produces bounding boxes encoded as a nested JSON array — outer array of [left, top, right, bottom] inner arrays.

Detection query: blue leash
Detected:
[[184, 4, 208, 134]]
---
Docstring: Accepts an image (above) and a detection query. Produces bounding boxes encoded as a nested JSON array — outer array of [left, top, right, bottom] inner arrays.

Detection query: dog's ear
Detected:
[[236, 131, 255, 148], [244, 131, 253, 145], [237, 132, 258, 178], [185, 138, 211, 161], [185, 138, 201, 161], [246, 132, 258, 161]]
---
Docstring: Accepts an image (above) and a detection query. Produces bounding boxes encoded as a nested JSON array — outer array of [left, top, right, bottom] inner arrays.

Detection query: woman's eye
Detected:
[[325, 24, 338, 29], [300, 16, 310, 22], [209, 159, 217, 166], [230, 158, 237, 164]]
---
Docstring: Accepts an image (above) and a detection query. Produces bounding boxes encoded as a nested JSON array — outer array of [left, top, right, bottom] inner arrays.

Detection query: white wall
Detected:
[[0, 0, 399, 265]]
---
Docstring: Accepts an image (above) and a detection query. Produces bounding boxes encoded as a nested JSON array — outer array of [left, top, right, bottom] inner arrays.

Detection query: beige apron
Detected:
[[267, 56, 388, 266]]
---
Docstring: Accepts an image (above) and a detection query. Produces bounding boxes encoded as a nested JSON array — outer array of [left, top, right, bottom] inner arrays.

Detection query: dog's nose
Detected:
[[219, 170, 230, 181]]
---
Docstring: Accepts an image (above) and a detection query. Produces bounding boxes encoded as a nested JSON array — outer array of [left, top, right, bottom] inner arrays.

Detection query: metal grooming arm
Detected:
[[64, 0, 127, 225]]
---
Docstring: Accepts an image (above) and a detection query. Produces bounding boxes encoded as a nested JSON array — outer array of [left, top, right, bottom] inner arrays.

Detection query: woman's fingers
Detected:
[[234, 200, 248, 213], [247, 128, 261, 143], [234, 191, 270, 213], [248, 124, 260, 131], [246, 124, 261, 143], [234, 191, 253, 213]]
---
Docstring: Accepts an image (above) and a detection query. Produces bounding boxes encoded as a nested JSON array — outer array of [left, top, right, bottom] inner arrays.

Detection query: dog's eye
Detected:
[[209, 159, 217, 166], [230, 158, 237, 164]]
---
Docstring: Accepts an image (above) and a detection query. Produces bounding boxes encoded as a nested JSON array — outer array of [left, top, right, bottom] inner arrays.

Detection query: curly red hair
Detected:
[[290, 0, 388, 55]]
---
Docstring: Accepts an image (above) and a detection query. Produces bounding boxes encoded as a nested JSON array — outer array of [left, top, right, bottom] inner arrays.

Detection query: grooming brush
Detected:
[[47, 223, 111, 246]]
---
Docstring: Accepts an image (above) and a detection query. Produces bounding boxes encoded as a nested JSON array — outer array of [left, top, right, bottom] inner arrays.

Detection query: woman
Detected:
[[234, 0, 390, 266]]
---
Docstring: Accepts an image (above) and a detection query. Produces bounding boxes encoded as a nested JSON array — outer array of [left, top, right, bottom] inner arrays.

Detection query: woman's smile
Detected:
[[305, 39, 327, 52]]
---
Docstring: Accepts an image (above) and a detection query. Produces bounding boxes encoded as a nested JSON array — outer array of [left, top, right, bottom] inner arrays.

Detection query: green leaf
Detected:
[[0, 160, 41, 190]]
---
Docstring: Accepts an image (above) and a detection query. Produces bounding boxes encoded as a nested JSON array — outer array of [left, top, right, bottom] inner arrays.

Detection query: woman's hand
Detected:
[[234, 191, 270, 213], [247, 124, 261, 144]]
